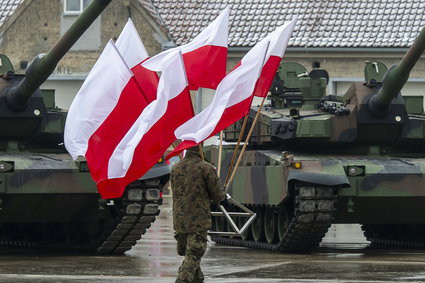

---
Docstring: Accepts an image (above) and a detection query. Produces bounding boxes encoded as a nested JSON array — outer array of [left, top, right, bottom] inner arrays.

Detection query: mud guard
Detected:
[[288, 171, 349, 187], [288, 164, 350, 187], [140, 163, 171, 180]]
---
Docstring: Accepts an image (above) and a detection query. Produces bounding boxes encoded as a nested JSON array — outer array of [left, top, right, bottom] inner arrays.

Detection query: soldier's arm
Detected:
[[204, 163, 226, 203]]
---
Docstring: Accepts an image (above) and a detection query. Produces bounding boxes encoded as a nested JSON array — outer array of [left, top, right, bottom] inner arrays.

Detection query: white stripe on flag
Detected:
[[64, 40, 132, 160], [115, 18, 149, 68], [108, 50, 188, 178]]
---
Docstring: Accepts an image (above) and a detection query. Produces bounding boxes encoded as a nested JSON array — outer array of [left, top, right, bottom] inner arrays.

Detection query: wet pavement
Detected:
[[1, 196, 425, 282]]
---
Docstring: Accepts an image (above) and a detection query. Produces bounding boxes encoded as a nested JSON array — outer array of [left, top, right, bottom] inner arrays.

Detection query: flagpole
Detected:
[[198, 143, 205, 161], [223, 114, 249, 187], [217, 131, 223, 177], [224, 96, 267, 192], [171, 141, 184, 159], [224, 40, 270, 190]]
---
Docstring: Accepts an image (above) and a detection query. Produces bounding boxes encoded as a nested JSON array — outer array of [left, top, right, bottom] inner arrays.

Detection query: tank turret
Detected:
[[2, 0, 111, 111], [222, 25, 425, 146], [368, 26, 425, 117], [0, 0, 111, 144]]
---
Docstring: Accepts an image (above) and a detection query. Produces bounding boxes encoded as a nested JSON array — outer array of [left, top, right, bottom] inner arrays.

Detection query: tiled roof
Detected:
[[0, 0, 23, 27], [141, 0, 425, 48], [138, 0, 166, 28]]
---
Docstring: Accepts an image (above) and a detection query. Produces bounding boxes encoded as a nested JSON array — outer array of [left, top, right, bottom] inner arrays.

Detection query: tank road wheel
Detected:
[[251, 207, 265, 242], [264, 207, 278, 244], [277, 205, 291, 243]]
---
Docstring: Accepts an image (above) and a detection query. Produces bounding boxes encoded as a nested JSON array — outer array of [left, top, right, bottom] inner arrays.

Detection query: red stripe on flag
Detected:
[[253, 55, 282, 97], [131, 59, 159, 102], [212, 96, 253, 133], [85, 77, 149, 184], [166, 140, 198, 160], [183, 45, 227, 90], [97, 87, 194, 199]]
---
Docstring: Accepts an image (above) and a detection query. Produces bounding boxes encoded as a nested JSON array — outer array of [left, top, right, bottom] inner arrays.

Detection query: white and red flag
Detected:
[[167, 39, 271, 159], [146, 7, 229, 90], [96, 50, 194, 198], [253, 19, 297, 97], [115, 18, 158, 102], [167, 19, 297, 158], [64, 40, 151, 199]]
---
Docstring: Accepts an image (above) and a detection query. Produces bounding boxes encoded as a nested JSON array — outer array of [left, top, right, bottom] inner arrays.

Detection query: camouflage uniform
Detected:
[[171, 148, 225, 283]]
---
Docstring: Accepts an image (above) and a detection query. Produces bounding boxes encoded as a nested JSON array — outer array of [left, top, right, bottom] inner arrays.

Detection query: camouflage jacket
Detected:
[[171, 151, 225, 233]]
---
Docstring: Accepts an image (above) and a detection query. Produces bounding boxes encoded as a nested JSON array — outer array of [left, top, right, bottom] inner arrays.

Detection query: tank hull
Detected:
[[0, 152, 168, 253], [208, 146, 425, 251]]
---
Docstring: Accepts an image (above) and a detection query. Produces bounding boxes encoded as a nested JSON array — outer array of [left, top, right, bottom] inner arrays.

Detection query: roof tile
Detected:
[[142, 0, 425, 48], [0, 0, 22, 27]]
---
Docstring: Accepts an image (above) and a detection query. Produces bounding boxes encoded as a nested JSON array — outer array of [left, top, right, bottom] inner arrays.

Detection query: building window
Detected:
[[64, 0, 90, 14], [61, 0, 100, 50]]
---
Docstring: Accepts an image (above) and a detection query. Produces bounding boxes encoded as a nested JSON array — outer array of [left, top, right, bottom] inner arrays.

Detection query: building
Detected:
[[1, 0, 425, 110], [143, 0, 425, 109], [0, 0, 169, 108]]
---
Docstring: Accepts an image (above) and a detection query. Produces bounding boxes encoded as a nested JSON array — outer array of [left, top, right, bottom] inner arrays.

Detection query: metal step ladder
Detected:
[[209, 194, 256, 236]]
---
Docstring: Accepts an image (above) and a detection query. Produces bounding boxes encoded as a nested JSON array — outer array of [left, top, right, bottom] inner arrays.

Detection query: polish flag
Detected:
[[167, 20, 297, 158], [96, 50, 194, 198], [116, 18, 158, 102], [145, 7, 229, 90], [167, 39, 271, 159], [64, 41, 151, 199], [253, 19, 297, 97]]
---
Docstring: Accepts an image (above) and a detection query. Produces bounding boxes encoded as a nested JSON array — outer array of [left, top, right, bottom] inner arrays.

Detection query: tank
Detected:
[[0, 0, 169, 254], [208, 25, 425, 252]]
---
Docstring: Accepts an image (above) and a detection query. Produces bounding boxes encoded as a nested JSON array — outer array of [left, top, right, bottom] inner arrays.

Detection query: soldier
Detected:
[[170, 146, 226, 283]]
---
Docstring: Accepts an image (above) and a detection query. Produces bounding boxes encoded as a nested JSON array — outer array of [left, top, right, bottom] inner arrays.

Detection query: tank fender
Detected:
[[287, 160, 350, 187]]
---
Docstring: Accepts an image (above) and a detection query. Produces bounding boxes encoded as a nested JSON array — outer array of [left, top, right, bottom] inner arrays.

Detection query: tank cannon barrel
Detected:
[[3, 0, 111, 111], [368, 25, 425, 117]]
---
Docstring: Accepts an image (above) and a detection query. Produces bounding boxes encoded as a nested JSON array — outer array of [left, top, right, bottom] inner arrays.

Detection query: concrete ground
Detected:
[[0, 195, 425, 282]]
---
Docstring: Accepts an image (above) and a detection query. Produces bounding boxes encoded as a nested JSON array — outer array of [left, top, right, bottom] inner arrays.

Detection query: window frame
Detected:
[[63, 0, 85, 14]]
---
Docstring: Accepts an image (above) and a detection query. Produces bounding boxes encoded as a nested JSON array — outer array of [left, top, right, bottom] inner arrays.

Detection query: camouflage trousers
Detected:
[[174, 230, 208, 283]]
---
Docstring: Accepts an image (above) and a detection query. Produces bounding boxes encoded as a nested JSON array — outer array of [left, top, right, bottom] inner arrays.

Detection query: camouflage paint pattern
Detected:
[[233, 81, 425, 147], [209, 146, 348, 206], [0, 153, 95, 194], [208, 144, 425, 223], [0, 151, 170, 222]]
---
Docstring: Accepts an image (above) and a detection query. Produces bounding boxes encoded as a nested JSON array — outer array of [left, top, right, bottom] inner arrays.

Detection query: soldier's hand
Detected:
[[220, 197, 229, 207]]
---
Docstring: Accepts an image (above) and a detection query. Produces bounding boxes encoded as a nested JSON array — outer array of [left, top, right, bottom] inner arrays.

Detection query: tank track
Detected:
[[211, 236, 280, 252], [361, 224, 425, 249], [96, 178, 162, 254], [0, 178, 162, 254], [211, 185, 336, 253]]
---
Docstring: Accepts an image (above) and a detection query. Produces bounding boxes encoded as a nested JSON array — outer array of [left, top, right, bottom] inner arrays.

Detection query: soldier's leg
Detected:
[[176, 231, 207, 283], [193, 266, 204, 283], [175, 233, 188, 282], [175, 233, 187, 256]]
